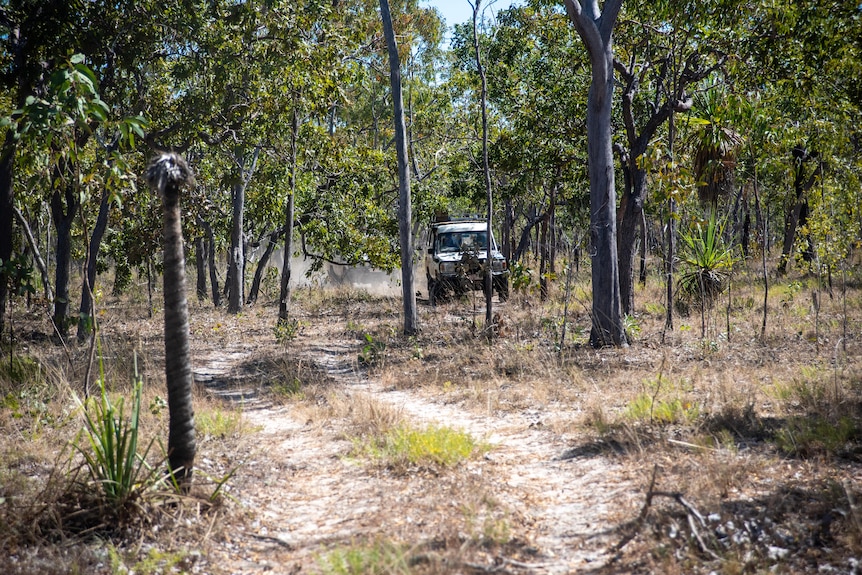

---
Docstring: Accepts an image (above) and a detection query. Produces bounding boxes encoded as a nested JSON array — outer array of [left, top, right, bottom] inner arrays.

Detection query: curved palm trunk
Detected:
[[146, 153, 196, 489]]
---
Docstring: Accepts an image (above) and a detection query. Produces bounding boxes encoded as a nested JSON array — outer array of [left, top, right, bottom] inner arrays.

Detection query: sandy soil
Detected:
[[188, 302, 643, 574]]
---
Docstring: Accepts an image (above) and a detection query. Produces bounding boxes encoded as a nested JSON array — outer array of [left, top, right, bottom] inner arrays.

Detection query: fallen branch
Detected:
[[609, 465, 719, 560]]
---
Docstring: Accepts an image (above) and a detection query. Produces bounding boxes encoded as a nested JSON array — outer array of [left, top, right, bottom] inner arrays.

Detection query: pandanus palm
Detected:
[[145, 153, 196, 489]]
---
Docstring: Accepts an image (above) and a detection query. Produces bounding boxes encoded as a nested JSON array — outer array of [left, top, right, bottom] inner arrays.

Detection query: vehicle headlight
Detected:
[[441, 262, 455, 274], [491, 260, 504, 272]]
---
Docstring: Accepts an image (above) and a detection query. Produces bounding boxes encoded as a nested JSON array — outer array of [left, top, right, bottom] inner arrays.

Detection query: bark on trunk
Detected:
[[197, 216, 220, 307], [77, 190, 111, 341], [228, 176, 245, 314], [195, 237, 207, 301], [146, 153, 196, 490], [380, 0, 417, 335], [778, 150, 820, 275], [279, 109, 299, 321], [565, 0, 626, 347], [50, 182, 78, 339], [0, 132, 15, 337], [247, 227, 284, 305]]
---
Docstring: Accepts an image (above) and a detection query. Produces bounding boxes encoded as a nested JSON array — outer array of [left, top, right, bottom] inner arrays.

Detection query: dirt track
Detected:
[[190, 304, 642, 574]]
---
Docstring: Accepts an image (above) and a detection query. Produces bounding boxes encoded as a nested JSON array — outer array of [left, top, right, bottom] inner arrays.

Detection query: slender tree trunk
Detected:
[[380, 0, 417, 335], [146, 153, 196, 490], [503, 199, 513, 264], [0, 132, 15, 337], [539, 210, 549, 300], [664, 110, 678, 335], [50, 182, 78, 339], [77, 190, 111, 341], [638, 210, 647, 285], [279, 109, 299, 321], [12, 207, 52, 303], [228, 175, 245, 314], [617, 165, 646, 315], [248, 227, 284, 305], [195, 237, 207, 301], [471, 0, 495, 331], [198, 216, 220, 307], [778, 152, 821, 275]]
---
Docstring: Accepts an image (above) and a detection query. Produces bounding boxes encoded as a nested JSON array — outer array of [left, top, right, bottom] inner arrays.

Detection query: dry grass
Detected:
[[2, 256, 862, 573]]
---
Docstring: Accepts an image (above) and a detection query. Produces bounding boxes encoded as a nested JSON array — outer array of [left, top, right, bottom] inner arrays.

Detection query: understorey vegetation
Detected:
[[0, 251, 860, 573], [2, 0, 861, 573]]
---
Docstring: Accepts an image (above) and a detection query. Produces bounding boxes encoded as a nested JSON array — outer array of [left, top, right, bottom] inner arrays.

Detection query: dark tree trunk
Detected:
[[539, 210, 549, 300], [502, 199, 513, 264], [195, 237, 207, 301], [77, 190, 111, 341], [279, 109, 299, 321], [638, 210, 647, 285], [197, 216, 220, 307], [50, 182, 78, 339], [145, 153, 196, 490], [227, 177, 244, 314], [380, 0, 418, 335], [778, 149, 821, 275], [247, 227, 284, 305], [617, 165, 646, 315], [0, 132, 15, 337], [514, 209, 544, 263]]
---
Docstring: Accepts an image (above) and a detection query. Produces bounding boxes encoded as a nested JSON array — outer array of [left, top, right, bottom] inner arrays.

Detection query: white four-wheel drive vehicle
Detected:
[[424, 219, 509, 306]]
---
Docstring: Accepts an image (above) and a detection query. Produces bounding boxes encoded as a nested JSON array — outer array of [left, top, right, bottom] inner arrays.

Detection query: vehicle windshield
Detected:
[[437, 231, 488, 253]]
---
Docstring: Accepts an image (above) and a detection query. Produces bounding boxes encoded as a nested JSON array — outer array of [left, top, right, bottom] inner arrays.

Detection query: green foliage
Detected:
[[0, 253, 37, 300], [74, 361, 160, 506], [510, 261, 534, 293], [352, 424, 484, 471], [0, 355, 57, 432], [0, 354, 42, 387], [358, 333, 386, 367], [624, 375, 700, 425], [316, 540, 411, 575], [196, 407, 243, 438], [623, 314, 642, 339], [774, 416, 856, 458], [108, 545, 191, 575], [676, 214, 736, 311], [274, 318, 301, 344]]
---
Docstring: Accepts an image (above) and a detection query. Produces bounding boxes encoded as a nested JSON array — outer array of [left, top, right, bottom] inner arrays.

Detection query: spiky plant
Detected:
[[145, 153, 196, 490], [676, 213, 736, 312]]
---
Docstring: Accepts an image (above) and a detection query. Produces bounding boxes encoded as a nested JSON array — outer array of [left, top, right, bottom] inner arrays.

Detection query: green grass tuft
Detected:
[[352, 424, 485, 470]]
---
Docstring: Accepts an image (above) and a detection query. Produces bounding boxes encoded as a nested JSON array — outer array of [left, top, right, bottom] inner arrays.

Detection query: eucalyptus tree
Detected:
[[736, 2, 862, 276], [563, 0, 626, 347], [380, 0, 418, 335], [475, 1, 591, 295], [611, 0, 740, 316], [0, 0, 85, 336], [9, 55, 143, 339]]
